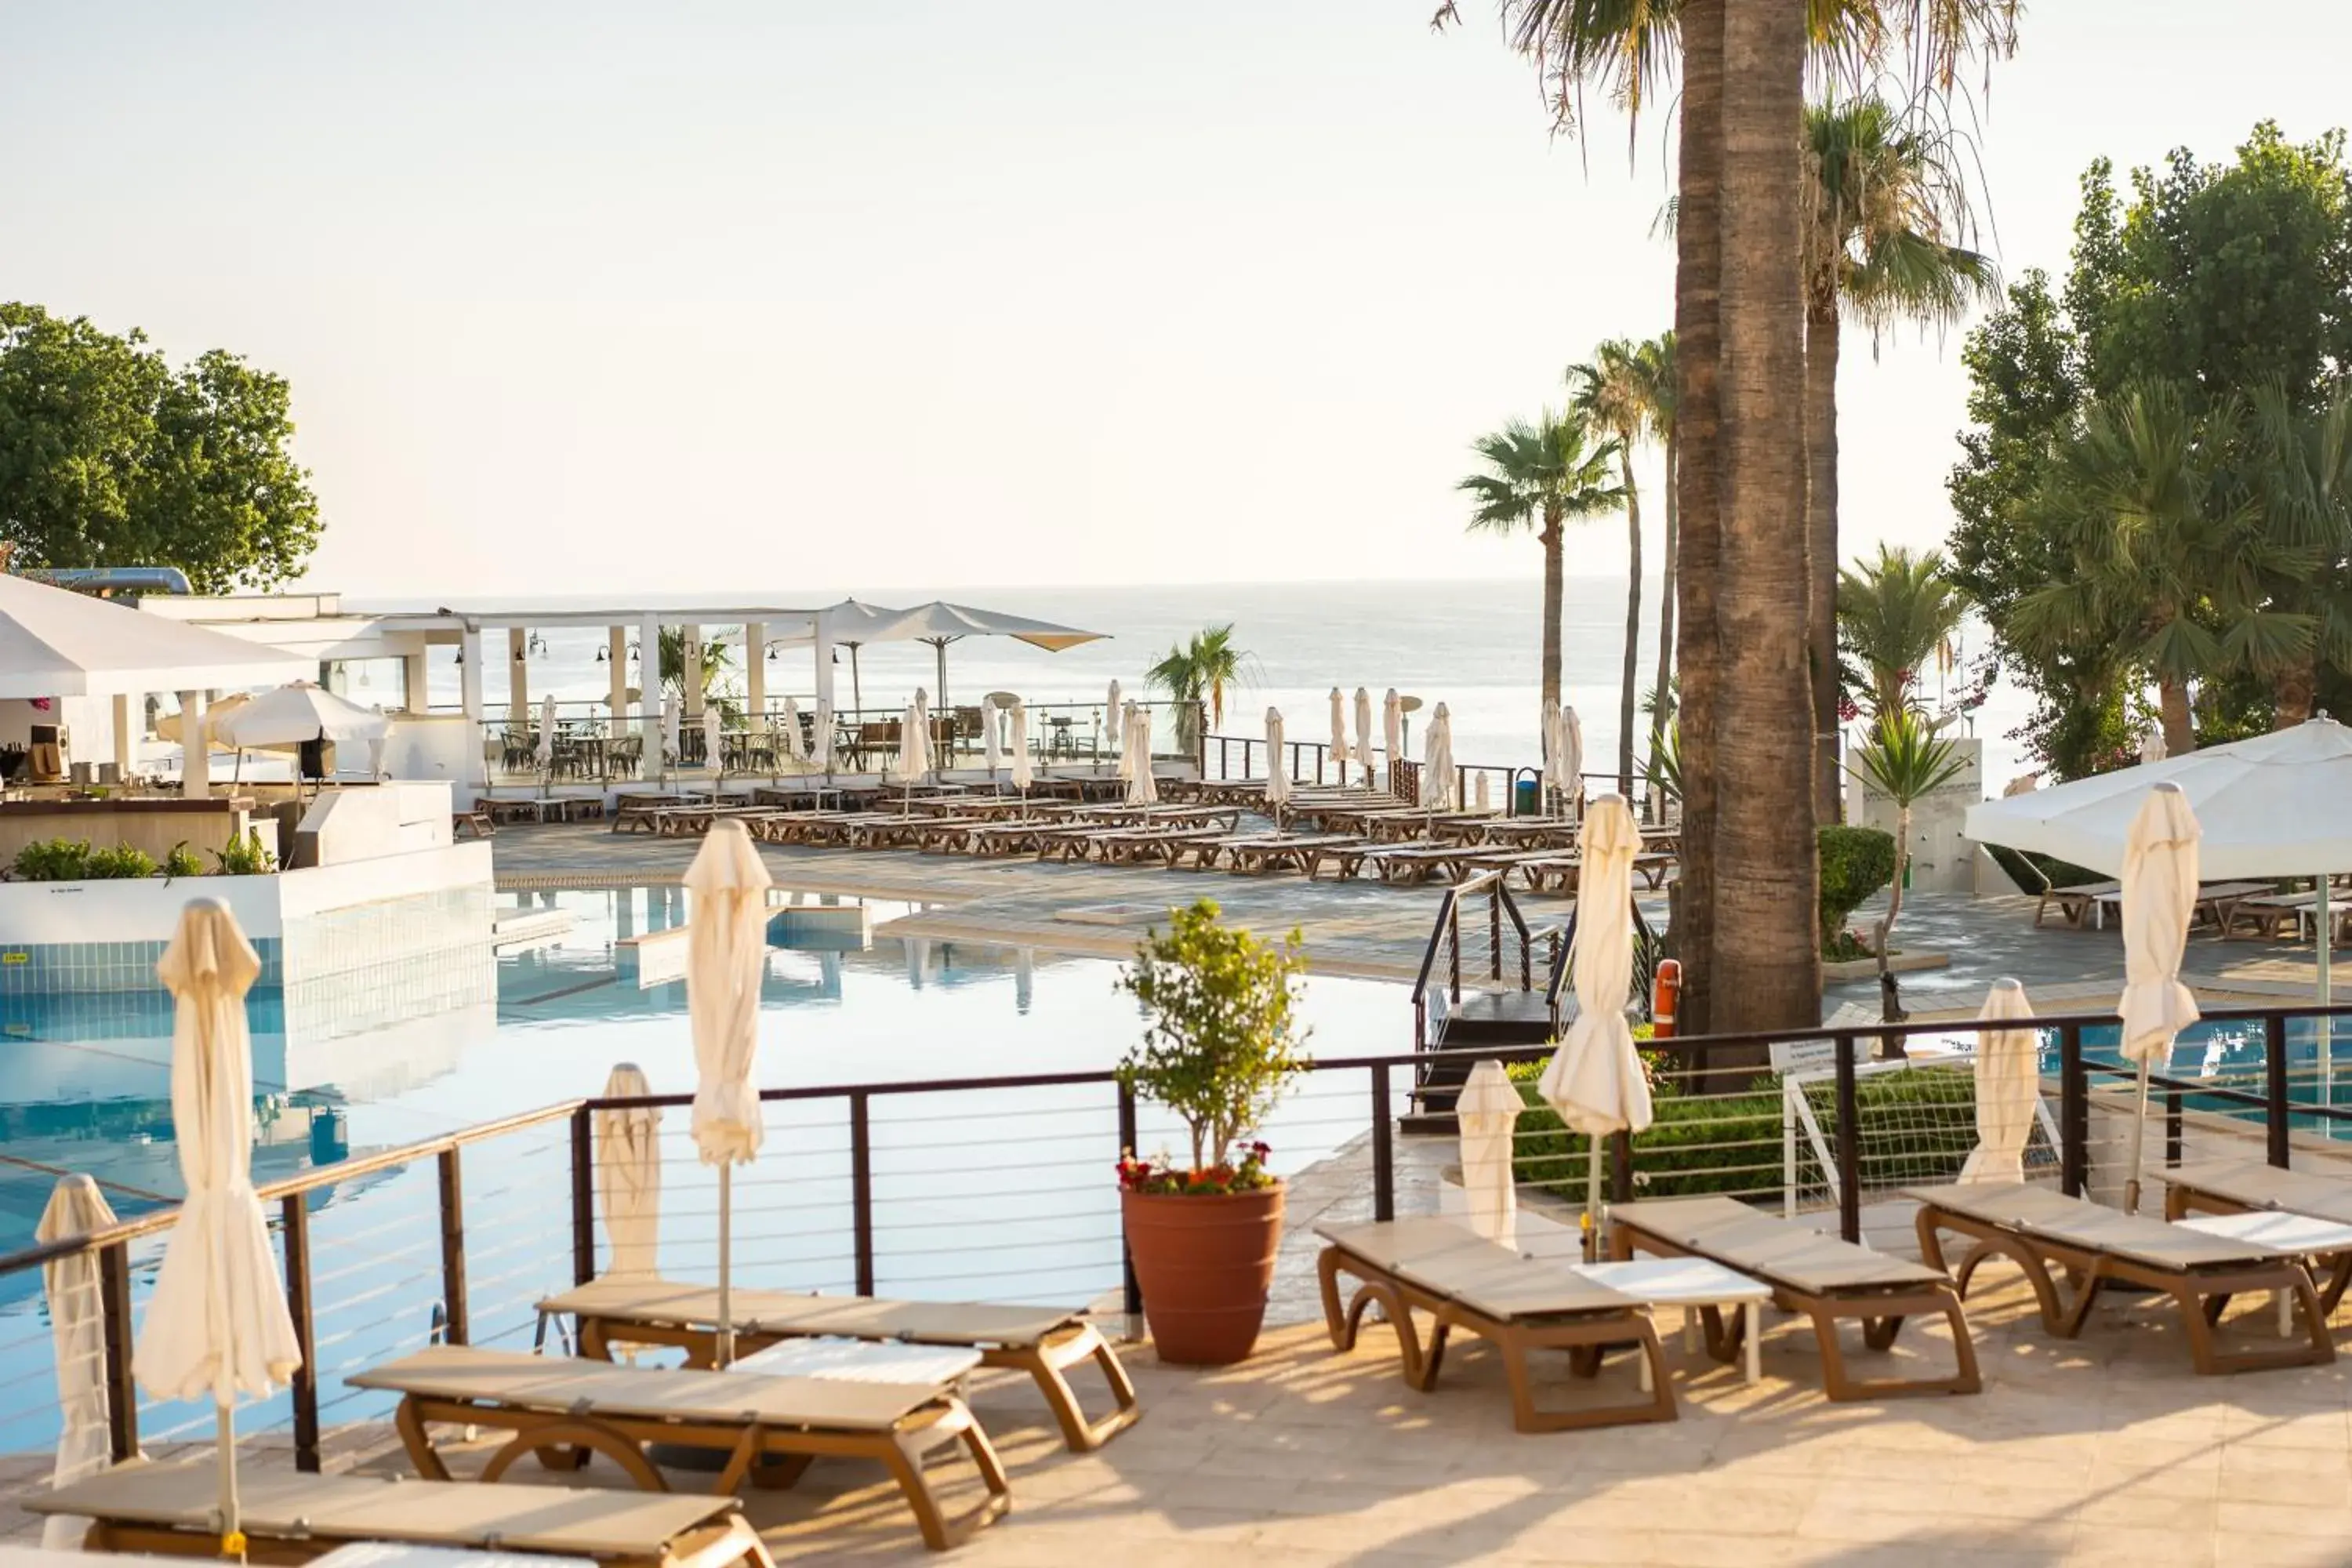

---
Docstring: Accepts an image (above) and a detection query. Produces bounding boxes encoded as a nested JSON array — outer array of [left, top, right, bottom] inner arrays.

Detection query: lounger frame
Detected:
[[2162, 1164, 2352, 1314]]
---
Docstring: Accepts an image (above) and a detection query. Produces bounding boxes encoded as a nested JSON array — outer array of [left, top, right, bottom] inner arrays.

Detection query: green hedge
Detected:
[[1505, 1058, 1981, 1205], [1817, 825, 1896, 949]]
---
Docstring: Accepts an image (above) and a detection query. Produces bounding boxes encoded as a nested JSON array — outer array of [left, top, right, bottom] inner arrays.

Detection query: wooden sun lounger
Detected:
[[28, 1456, 775, 1567], [1316, 1218, 1675, 1432], [1608, 1196, 1981, 1400], [2164, 1159, 2352, 1313], [349, 1345, 1009, 1553], [540, 1278, 1139, 1453], [1219, 833, 1372, 878], [1907, 1180, 2334, 1374], [1094, 825, 1232, 866], [2034, 878, 2119, 929], [1356, 844, 1485, 885]]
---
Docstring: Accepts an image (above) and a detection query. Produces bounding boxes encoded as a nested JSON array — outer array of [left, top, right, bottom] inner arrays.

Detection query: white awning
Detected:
[[866, 601, 1107, 652], [0, 575, 311, 697]]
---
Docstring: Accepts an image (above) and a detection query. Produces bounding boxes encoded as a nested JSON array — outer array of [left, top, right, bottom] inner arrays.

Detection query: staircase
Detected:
[[1403, 873, 1564, 1134]]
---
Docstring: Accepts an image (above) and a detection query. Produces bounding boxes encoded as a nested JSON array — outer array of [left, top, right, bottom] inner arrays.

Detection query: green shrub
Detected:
[[212, 829, 278, 877], [1817, 825, 1896, 949], [12, 839, 91, 880], [1506, 1059, 1980, 1206], [83, 844, 158, 879], [162, 841, 203, 880]]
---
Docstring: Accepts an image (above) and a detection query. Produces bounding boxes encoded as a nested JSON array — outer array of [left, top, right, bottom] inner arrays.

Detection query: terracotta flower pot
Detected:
[[1120, 1181, 1285, 1366]]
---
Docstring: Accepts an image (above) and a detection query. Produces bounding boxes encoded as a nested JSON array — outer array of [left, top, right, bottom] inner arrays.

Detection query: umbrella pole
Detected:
[[216, 1399, 242, 1555], [2321, 877, 2336, 1127], [717, 1163, 735, 1368], [1584, 1136, 1604, 1263], [2123, 1059, 2152, 1215]]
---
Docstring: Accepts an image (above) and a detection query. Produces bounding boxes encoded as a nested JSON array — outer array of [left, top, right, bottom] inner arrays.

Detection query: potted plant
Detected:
[[1115, 898, 1309, 1365]]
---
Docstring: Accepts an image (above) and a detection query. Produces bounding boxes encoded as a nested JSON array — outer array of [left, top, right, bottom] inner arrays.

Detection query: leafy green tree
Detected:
[[0, 304, 321, 590], [1836, 545, 1969, 720], [1848, 709, 1968, 992], [1570, 336, 1674, 797], [1146, 624, 1251, 729], [1457, 410, 1625, 713]]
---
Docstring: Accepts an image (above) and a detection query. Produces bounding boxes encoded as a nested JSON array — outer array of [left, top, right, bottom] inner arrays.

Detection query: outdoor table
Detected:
[[1571, 1256, 1772, 1386], [2176, 1210, 2352, 1336]]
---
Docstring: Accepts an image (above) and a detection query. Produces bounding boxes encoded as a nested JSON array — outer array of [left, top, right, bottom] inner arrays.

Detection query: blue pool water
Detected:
[[0, 886, 1403, 1452]]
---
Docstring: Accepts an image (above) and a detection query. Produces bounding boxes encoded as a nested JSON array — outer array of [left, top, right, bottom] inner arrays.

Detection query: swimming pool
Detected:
[[0, 885, 1404, 1452]]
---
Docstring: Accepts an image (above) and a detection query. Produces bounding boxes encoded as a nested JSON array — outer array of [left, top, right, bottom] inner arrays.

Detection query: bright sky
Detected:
[[5, 2, 2349, 595]]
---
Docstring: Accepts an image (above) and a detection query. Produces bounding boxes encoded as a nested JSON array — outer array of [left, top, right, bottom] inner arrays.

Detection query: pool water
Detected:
[[0, 886, 1403, 1453]]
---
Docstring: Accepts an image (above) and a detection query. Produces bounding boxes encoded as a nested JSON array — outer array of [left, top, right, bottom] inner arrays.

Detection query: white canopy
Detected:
[[213, 681, 393, 750], [0, 574, 310, 698], [1964, 717, 2352, 879]]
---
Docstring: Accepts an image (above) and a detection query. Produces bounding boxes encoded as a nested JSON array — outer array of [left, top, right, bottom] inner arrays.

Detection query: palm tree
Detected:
[[2252, 383, 2352, 724], [1570, 336, 1675, 797], [1642, 333, 1679, 775], [2010, 383, 2313, 756], [1835, 544, 1969, 720], [1848, 708, 1969, 1007], [1146, 624, 1254, 750], [1803, 95, 1998, 822], [1457, 411, 1626, 713], [658, 626, 734, 706]]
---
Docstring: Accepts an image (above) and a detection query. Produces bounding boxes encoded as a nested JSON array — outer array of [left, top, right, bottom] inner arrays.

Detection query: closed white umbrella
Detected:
[[684, 821, 773, 1365], [38, 1174, 116, 1549], [136, 899, 303, 1556], [1958, 980, 2038, 1186], [1475, 773, 1490, 812], [663, 703, 682, 771], [1423, 702, 1456, 813], [1264, 707, 1290, 820], [1009, 700, 1034, 794], [1384, 689, 1403, 794], [2118, 782, 2201, 1214], [1541, 696, 1563, 797], [1456, 1059, 1522, 1247], [898, 690, 931, 784], [596, 1062, 662, 1280], [811, 697, 833, 773], [1115, 699, 1136, 782], [1105, 680, 1122, 772], [535, 693, 557, 771], [1562, 706, 1585, 812], [1328, 688, 1348, 785], [1126, 705, 1158, 806], [702, 707, 724, 777], [1353, 687, 1376, 774], [779, 696, 805, 764], [1537, 794, 1652, 1251], [2141, 730, 2168, 764], [983, 699, 1003, 779]]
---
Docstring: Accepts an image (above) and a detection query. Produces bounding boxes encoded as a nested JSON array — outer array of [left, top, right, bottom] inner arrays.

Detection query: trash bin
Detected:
[[1513, 778, 1541, 817]]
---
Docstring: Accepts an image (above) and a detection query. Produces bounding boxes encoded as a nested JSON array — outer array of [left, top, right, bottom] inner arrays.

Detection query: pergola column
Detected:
[[506, 627, 529, 726], [608, 626, 628, 724], [111, 694, 134, 781], [178, 690, 209, 800], [745, 621, 767, 726], [681, 624, 703, 719], [640, 612, 664, 768], [401, 650, 429, 714]]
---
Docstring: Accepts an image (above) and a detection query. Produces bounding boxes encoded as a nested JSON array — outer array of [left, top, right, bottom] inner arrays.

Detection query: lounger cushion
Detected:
[[1318, 1218, 1639, 1319], [1609, 1196, 1945, 1292], [2168, 1159, 2352, 1228], [33, 1457, 735, 1553], [348, 1345, 943, 1432], [1905, 1181, 2294, 1271], [540, 1279, 1081, 1351]]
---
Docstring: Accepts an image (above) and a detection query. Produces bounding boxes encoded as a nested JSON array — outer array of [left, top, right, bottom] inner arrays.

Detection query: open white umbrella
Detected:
[[1328, 688, 1348, 785], [136, 899, 303, 1555], [38, 1174, 116, 1549], [212, 681, 390, 750], [1423, 702, 1456, 814], [684, 821, 773, 1365], [1384, 689, 1403, 795], [779, 696, 805, 764], [1353, 687, 1375, 776], [1958, 980, 2038, 1185], [535, 693, 557, 772], [1537, 794, 1652, 1252], [1009, 700, 1034, 796], [1264, 707, 1290, 821], [596, 1062, 662, 1281], [865, 601, 1107, 715], [1126, 705, 1158, 806], [702, 707, 724, 777], [2118, 782, 2201, 1213], [1456, 1059, 1522, 1247]]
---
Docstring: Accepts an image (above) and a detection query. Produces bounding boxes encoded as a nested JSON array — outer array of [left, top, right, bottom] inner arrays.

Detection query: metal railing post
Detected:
[[281, 1193, 320, 1472], [569, 1105, 595, 1287], [1371, 1063, 1396, 1222], [1609, 1131, 1632, 1204], [99, 1241, 137, 1464], [2059, 1023, 2088, 1197], [437, 1146, 469, 1346], [1488, 889, 1502, 982], [849, 1091, 876, 1298], [1834, 1033, 1861, 1244], [2164, 1089, 2183, 1171], [2267, 1012, 2292, 1168], [1116, 1080, 1142, 1335]]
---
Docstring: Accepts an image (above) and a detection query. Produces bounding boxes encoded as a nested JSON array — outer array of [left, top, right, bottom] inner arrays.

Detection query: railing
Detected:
[[11, 1001, 2352, 1466], [1203, 732, 1658, 819], [1407, 870, 1560, 1058]]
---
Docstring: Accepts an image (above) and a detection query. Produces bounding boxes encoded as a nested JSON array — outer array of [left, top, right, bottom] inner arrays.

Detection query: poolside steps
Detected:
[[490, 908, 575, 952], [1401, 990, 1555, 1134]]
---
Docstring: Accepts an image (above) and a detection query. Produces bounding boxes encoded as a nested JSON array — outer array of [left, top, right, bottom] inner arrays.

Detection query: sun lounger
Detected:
[[1315, 1218, 1675, 1432], [1607, 1195, 1981, 1400], [2164, 1159, 2352, 1312], [2033, 878, 2118, 929], [1218, 833, 1371, 878], [1356, 844, 1484, 885], [1907, 1180, 2333, 1374], [348, 1345, 1008, 1553], [29, 1454, 775, 1567], [539, 1279, 1138, 1453], [1094, 825, 1232, 866]]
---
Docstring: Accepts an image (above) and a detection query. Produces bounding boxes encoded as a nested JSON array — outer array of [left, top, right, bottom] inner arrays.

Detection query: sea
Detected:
[[372, 577, 2036, 800]]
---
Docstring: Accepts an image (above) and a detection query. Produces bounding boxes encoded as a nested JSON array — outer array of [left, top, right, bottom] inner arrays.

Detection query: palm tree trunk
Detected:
[[1651, 432, 1678, 770], [1671, 0, 1723, 1037], [1877, 804, 1910, 1017], [1710, 0, 1819, 1033], [1619, 447, 1642, 797], [2159, 677, 2194, 756], [2275, 652, 2318, 728], [1541, 514, 1564, 713], [1806, 286, 1842, 826]]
